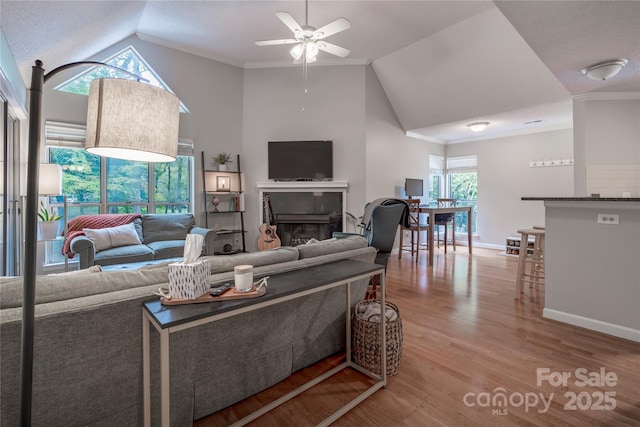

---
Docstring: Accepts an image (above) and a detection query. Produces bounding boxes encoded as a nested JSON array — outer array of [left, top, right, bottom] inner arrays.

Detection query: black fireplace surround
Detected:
[[267, 192, 343, 246]]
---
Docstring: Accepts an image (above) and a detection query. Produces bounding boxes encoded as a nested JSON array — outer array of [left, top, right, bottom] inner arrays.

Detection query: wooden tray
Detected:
[[160, 285, 266, 306]]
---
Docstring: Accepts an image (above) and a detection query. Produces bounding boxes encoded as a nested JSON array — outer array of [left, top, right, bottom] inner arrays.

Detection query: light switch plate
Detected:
[[597, 213, 619, 225]]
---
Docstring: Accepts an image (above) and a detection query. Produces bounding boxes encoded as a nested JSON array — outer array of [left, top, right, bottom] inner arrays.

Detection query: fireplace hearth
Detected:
[[276, 214, 334, 246]]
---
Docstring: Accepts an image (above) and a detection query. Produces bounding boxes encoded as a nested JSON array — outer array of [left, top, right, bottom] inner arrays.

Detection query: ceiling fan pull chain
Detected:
[[302, 58, 308, 112]]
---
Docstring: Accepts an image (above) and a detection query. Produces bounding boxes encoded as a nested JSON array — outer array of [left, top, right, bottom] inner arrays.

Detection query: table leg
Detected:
[[346, 281, 351, 364], [143, 313, 151, 427], [380, 270, 387, 387], [160, 329, 170, 427], [428, 211, 435, 266], [467, 207, 472, 253]]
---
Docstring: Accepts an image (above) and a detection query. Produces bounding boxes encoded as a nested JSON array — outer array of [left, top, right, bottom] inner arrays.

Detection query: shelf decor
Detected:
[[217, 176, 231, 192]]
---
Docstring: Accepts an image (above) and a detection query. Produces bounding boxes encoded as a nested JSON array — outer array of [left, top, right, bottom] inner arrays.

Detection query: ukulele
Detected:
[[257, 194, 281, 251]]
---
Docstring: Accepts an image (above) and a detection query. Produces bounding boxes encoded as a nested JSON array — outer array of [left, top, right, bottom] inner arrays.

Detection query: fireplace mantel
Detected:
[[256, 180, 348, 192]]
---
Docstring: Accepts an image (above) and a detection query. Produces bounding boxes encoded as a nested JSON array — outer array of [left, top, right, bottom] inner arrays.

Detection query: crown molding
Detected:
[[405, 131, 445, 144], [136, 32, 244, 68], [447, 123, 573, 145], [573, 92, 640, 102]]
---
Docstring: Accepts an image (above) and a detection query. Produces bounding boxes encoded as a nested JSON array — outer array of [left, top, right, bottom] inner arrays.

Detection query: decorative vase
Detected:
[[218, 164, 228, 171], [212, 197, 220, 212], [38, 221, 60, 240]]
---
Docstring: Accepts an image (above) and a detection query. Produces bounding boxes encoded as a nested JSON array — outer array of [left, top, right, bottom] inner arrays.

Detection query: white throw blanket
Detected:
[[357, 302, 398, 323]]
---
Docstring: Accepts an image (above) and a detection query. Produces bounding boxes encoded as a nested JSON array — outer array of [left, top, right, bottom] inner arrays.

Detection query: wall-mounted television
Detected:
[[268, 140, 333, 181], [405, 178, 424, 198]]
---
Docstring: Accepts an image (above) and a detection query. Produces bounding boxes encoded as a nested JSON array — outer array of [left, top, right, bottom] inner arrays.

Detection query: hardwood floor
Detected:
[[194, 248, 640, 426]]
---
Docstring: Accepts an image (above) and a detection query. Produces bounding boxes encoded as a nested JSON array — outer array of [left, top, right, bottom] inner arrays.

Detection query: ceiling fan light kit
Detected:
[[255, 0, 351, 64], [581, 58, 628, 81]]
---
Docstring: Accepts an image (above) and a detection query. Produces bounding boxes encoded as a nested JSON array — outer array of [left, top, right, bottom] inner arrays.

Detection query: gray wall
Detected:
[[573, 96, 640, 196], [364, 65, 443, 205], [446, 129, 574, 247], [28, 35, 589, 251], [544, 201, 640, 341], [242, 65, 367, 249]]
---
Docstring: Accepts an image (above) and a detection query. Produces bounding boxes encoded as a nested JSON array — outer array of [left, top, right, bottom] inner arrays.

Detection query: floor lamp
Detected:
[[21, 60, 180, 426]]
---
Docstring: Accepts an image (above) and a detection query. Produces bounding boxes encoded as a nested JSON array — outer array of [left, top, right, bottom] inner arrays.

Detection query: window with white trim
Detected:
[[429, 155, 445, 200], [446, 155, 477, 234], [44, 121, 194, 265], [54, 46, 190, 113]]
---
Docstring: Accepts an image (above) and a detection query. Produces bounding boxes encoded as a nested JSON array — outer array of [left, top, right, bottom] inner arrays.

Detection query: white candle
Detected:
[[234, 265, 253, 292]]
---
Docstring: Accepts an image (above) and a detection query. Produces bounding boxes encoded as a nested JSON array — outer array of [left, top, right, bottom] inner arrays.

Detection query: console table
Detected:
[[142, 259, 387, 427]]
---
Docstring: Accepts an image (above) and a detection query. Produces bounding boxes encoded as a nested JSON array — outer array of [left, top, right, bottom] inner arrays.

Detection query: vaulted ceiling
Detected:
[[1, 1, 638, 143]]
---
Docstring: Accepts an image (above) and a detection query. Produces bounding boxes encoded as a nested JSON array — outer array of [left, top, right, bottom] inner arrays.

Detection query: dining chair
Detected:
[[398, 199, 428, 263], [436, 198, 457, 253]]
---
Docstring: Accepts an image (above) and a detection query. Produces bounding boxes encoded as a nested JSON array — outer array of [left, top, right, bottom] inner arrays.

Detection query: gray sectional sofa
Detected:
[[0, 236, 376, 427], [69, 213, 216, 270]]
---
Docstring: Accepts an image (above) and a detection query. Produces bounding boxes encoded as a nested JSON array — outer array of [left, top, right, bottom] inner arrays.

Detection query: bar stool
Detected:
[[514, 228, 545, 299]]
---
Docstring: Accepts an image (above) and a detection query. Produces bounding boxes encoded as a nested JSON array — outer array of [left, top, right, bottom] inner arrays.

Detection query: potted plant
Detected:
[[213, 152, 233, 171], [37, 200, 62, 240]]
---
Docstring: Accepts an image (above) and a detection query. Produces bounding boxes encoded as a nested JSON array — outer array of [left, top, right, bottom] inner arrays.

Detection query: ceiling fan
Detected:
[[255, 0, 351, 64]]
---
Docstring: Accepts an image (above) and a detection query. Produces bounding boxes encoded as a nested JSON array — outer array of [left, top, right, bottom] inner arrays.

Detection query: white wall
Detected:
[[446, 129, 573, 246], [573, 95, 640, 196], [242, 65, 367, 249]]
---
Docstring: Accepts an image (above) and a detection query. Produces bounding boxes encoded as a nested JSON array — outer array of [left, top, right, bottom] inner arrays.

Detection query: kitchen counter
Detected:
[[525, 197, 639, 342], [522, 197, 640, 202]]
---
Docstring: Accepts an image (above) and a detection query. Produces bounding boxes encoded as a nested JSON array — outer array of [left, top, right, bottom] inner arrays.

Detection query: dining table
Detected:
[[419, 205, 473, 266]]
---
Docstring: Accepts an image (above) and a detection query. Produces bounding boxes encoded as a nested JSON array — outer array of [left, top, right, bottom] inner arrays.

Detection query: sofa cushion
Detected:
[[200, 246, 299, 274], [95, 244, 154, 266], [147, 240, 185, 260], [142, 213, 195, 244], [49, 265, 103, 276], [0, 267, 170, 309], [83, 223, 142, 252], [297, 235, 368, 259]]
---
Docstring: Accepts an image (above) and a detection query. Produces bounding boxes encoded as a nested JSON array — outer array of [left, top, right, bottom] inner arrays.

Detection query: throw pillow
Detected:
[[83, 223, 142, 252]]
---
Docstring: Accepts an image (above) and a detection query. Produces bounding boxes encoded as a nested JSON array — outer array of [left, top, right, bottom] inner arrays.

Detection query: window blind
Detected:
[[429, 155, 445, 174], [45, 120, 193, 157], [446, 155, 477, 173], [45, 121, 86, 148]]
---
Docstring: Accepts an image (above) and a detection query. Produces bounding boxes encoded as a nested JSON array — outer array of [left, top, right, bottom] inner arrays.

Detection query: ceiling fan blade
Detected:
[[255, 39, 298, 46], [276, 11, 303, 35], [317, 41, 350, 58], [313, 18, 350, 39]]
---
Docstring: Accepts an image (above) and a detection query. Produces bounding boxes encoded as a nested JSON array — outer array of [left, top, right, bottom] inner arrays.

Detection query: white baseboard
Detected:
[[543, 308, 640, 342], [392, 240, 503, 252], [470, 241, 503, 250]]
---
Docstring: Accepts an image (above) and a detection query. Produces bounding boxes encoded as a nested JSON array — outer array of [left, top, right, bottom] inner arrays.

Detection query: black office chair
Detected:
[[335, 200, 408, 299]]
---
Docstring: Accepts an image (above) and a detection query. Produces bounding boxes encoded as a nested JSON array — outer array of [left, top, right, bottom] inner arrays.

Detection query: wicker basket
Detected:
[[352, 300, 403, 376]]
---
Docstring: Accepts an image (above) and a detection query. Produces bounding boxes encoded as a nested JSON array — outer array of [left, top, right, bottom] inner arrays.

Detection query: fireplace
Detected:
[[257, 181, 348, 247]]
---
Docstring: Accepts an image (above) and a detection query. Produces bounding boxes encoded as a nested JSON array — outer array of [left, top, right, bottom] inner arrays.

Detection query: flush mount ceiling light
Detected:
[[581, 58, 628, 81], [467, 122, 489, 132]]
